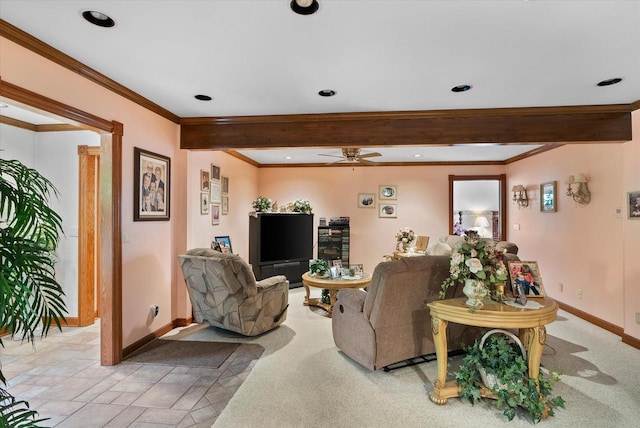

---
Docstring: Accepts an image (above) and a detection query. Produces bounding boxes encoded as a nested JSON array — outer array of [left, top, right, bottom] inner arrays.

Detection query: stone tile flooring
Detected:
[[1, 323, 262, 427]]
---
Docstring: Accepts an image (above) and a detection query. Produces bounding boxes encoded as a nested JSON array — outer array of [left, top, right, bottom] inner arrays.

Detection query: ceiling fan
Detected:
[[318, 148, 382, 164]]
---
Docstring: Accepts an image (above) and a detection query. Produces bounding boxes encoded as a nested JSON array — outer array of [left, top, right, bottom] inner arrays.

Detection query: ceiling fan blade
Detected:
[[358, 152, 382, 158], [357, 158, 377, 164], [318, 153, 344, 158]]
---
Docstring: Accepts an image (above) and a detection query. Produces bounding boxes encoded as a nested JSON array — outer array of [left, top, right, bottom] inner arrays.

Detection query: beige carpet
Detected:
[[168, 288, 640, 428], [124, 339, 242, 368]]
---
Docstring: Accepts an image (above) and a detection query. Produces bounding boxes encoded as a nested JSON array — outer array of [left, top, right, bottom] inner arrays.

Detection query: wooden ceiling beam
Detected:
[[180, 105, 632, 150]]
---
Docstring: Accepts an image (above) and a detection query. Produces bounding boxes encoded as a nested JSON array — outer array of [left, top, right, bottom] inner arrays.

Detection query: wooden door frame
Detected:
[[448, 174, 507, 241], [1, 78, 123, 365], [78, 145, 101, 326]]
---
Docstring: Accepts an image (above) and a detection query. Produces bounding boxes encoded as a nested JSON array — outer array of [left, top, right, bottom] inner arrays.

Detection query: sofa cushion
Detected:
[[427, 241, 453, 256]]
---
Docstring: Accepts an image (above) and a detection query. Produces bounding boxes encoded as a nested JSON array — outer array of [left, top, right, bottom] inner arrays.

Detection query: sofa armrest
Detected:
[[256, 275, 288, 290], [336, 289, 366, 313]]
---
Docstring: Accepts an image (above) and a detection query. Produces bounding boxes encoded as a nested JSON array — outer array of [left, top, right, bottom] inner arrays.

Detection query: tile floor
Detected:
[[1, 323, 261, 427]]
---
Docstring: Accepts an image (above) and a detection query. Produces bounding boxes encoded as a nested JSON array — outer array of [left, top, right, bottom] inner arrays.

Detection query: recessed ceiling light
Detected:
[[82, 10, 116, 28], [318, 89, 336, 97], [284, 156, 293, 160], [596, 77, 623, 87], [290, 0, 319, 15], [194, 95, 212, 101], [451, 84, 472, 93], [0, 103, 8, 109], [413, 154, 423, 158]]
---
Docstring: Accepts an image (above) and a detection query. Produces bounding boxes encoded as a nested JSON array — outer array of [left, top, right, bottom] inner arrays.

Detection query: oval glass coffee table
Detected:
[[301, 271, 371, 317]]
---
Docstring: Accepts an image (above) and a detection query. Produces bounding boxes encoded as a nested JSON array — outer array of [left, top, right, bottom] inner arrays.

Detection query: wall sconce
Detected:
[[565, 174, 591, 205], [511, 185, 528, 208]]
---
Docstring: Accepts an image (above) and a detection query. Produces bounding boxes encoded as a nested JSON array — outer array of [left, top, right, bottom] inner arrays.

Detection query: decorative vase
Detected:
[[463, 279, 486, 308]]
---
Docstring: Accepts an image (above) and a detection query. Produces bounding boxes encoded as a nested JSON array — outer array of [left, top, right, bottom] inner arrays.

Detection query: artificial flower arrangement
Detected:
[[252, 196, 272, 212], [439, 231, 508, 299], [395, 227, 416, 251], [291, 198, 313, 214]]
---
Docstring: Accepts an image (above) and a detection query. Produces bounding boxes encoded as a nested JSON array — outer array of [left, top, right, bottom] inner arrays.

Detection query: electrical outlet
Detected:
[[513, 223, 520, 231], [558, 283, 563, 292], [636, 312, 640, 325], [577, 290, 583, 299]]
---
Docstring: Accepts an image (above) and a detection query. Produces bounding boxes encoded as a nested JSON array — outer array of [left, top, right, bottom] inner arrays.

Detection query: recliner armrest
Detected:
[[336, 289, 366, 313], [256, 275, 288, 290]]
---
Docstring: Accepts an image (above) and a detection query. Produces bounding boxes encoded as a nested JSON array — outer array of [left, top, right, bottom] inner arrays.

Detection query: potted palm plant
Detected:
[[0, 159, 68, 427]]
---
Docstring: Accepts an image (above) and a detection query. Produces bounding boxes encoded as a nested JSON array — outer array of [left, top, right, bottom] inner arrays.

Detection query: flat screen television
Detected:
[[257, 214, 313, 265]]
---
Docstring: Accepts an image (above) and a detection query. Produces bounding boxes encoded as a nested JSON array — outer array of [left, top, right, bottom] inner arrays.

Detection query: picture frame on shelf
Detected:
[[134, 147, 170, 221], [507, 261, 546, 298], [357, 193, 376, 208], [211, 204, 221, 225], [627, 191, 640, 219], [201, 170, 210, 192], [222, 195, 229, 215], [214, 236, 232, 254], [211, 164, 221, 181], [200, 192, 210, 215], [222, 176, 229, 194], [540, 181, 557, 212], [379, 185, 397, 200], [210, 181, 222, 203], [379, 203, 397, 218]]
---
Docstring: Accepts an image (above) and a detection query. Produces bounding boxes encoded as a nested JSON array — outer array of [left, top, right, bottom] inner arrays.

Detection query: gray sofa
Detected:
[[178, 248, 289, 336], [332, 241, 519, 370]]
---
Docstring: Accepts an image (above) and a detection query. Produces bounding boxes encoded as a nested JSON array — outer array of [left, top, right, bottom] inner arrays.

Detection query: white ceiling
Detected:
[[1, 0, 638, 164]]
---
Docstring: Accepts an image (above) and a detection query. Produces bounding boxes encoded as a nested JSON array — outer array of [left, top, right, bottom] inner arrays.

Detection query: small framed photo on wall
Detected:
[[379, 203, 397, 218], [200, 192, 209, 215], [379, 185, 397, 200], [222, 195, 229, 215], [222, 176, 229, 194], [134, 147, 170, 221], [200, 170, 210, 192], [628, 191, 640, 219], [211, 204, 221, 225], [211, 164, 221, 181], [210, 181, 222, 203], [358, 193, 376, 208]]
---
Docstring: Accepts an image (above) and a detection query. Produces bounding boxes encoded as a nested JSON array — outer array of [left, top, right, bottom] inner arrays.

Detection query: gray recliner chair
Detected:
[[178, 248, 289, 336]]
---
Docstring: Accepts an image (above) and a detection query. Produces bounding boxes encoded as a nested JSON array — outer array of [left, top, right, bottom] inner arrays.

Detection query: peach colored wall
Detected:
[[505, 144, 628, 329], [257, 165, 503, 274], [623, 110, 640, 339], [1, 38, 187, 347]]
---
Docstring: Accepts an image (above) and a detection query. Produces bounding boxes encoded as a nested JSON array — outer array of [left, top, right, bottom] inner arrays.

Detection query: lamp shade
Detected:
[[574, 173, 587, 183], [474, 216, 490, 228], [565, 175, 575, 184]]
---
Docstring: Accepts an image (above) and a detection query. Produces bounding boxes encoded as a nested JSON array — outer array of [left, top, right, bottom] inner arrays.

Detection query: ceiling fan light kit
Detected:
[[318, 148, 382, 165]]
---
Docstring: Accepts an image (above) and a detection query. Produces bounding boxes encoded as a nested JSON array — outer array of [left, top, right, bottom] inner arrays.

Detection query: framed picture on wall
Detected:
[[222, 195, 229, 215], [210, 181, 222, 203], [379, 185, 397, 200], [379, 203, 397, 218], [211, 164, 221, 181], [200, 170, 210, 192], [134, 147, 170, 221], [211, 204, 221, 225], [200, 192, 209, 215], [540, 181, 557, 212], [628, 191, 640, 219], [222, 176, 229, 194], [358, 193, 376, 208]]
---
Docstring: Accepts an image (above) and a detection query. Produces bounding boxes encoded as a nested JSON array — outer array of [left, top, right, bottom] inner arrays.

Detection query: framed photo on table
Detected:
[[214, 236, 232, 253], [507, 261, 545, 297], [134, 147, 170, 221], [540, 181, 557, 212]]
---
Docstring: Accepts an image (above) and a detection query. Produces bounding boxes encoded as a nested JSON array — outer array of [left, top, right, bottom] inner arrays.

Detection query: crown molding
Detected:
[[0, 19, 180, 124]]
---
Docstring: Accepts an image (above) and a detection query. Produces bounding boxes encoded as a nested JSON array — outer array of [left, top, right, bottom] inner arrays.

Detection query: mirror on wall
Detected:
[[449, 174, 506, 241]]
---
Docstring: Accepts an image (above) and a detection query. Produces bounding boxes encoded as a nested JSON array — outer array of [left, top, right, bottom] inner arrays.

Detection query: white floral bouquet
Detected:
[[440, 232, 508, 299], [395, 227, 416, 244], [292, 198, 312, 214], [252, 196, 272, 212]]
